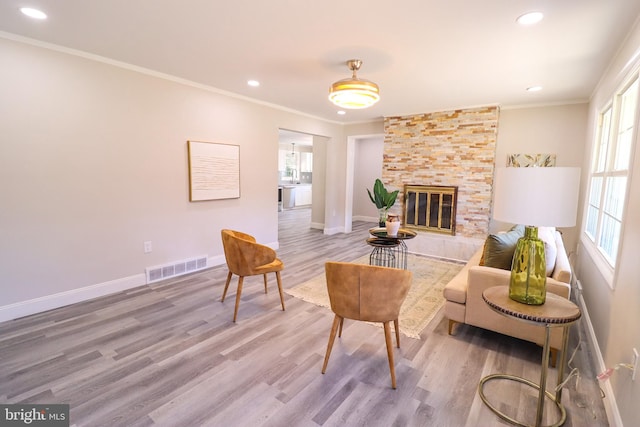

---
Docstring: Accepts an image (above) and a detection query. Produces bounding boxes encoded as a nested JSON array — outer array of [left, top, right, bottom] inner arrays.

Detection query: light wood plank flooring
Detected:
[[0, 208, 608, 426]]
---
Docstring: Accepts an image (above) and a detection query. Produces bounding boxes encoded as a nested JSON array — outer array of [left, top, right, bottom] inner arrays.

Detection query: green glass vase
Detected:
[[509, 226, 547, 305]]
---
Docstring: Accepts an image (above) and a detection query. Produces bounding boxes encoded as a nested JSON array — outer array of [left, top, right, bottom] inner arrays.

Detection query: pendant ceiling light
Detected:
[[329, 59, 380, 109]]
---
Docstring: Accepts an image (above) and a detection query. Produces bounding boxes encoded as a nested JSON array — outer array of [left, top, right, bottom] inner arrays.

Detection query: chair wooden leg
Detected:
[[275, 271, 285, 311], [338, 318, 344, 337], [448, 319, 458, 335], [322, 315, 342, 374], [232, 276, 244, 323], [263, 274, 268, 294], [383, 321, 397, 389], [221, 271, 233, 302], [394, 319, 400, 348]]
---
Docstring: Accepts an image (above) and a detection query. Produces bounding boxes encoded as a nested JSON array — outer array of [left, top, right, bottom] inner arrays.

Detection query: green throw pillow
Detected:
[[480, 226, 525, 271]]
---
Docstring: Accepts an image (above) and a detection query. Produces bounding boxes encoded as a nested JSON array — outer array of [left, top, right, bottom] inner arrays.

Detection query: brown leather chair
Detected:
[[321, 261, 412, 389], [220, 229, 285, 322]]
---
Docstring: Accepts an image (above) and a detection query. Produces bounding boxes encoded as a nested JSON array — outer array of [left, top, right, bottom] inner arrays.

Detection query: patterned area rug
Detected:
[[285, 254, 464, 339]]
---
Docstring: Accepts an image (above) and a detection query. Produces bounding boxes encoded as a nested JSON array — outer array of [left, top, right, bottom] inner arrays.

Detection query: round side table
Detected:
[[478, 286, 581, 427], [366, 237, 400, 268], [367, 228, 416, 269]]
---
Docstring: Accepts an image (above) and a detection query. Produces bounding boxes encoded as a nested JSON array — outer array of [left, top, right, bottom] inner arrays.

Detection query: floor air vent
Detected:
[[145, 255, 208, 284]]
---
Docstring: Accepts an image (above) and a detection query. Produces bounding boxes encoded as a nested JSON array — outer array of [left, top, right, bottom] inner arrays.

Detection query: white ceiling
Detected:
[[2, 1, 640, 124]]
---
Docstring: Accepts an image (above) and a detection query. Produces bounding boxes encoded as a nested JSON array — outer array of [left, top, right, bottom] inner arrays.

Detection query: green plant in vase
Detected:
[[367, 178, 399, 227]]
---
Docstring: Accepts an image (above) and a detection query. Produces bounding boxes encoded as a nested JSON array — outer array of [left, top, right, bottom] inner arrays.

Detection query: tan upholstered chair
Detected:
[[321, 261, 413, 389], [220, 229, 285, 322]]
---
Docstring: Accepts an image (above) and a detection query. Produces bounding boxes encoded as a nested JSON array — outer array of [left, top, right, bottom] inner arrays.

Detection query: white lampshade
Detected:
[[493, 167, 581, 227]]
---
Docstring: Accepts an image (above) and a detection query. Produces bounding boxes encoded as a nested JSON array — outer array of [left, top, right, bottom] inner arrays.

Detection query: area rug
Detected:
[[285, 254, 464, 339]]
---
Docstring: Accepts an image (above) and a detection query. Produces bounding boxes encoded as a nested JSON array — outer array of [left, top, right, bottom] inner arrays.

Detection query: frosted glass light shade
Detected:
[[329, 78, 380, 109], [328, 59, 380, 109]]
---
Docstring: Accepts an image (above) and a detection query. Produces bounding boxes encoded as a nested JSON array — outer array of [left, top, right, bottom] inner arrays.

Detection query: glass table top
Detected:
[[369, 227, 417, 240]]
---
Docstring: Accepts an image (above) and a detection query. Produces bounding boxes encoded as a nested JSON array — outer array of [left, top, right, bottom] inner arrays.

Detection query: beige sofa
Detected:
[[443, 228, 572, 365]]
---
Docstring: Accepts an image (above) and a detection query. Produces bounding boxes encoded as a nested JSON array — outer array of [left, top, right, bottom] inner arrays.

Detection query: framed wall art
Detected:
[[187, 140, 240, 201], [507, 153, 556, 167]]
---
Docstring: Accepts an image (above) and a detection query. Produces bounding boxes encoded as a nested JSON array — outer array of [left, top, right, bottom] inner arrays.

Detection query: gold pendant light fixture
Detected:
[[328, 59, 380, 109]]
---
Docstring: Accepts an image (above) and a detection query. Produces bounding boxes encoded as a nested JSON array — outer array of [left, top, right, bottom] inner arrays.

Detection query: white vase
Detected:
[[386, 221, 400, 237]]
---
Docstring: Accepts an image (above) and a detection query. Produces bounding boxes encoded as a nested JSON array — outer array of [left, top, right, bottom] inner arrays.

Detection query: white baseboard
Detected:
[[323, 226, 345, 235], [0, 255, 229, 324], [0, 274, 145, 323], [208, 255, 226, 268], [575, 289, 622, 427]]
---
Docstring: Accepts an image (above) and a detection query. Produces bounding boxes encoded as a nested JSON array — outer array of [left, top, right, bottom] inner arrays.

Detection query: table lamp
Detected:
[[492, 167, 580, 305]]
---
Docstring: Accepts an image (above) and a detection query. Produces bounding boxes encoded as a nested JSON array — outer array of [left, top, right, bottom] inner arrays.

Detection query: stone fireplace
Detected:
[[383, 105, 499, 260]]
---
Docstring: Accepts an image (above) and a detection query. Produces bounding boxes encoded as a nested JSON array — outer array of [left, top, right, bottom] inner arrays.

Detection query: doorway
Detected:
[[278, 129, 315, 230], [345, 134, 385, 233]]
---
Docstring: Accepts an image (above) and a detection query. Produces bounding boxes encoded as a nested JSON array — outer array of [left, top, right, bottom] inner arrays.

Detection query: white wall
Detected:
[[0, 36, 354, 319], [353, 136, 384, 221], [495, 104, 589, 251], [3, 30, 636, 424], [341, 122, 385, 234], [496, 104, 588, 167], [575, 18, 640, 427], [311, 135, 328, 229]]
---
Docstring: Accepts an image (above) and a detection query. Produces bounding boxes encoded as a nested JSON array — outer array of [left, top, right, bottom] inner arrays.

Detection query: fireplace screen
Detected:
[[403, 185, 457, 235]]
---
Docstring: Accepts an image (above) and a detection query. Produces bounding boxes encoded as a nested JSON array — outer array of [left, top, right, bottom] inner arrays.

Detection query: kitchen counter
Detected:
[[280, 184, 312, 208]]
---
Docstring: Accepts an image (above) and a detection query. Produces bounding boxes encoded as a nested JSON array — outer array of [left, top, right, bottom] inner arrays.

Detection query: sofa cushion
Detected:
[[479, 226, 524, 270], [538, 226, 558, 276], [551, 231, 572, 283], [443, 249, 482, 304]]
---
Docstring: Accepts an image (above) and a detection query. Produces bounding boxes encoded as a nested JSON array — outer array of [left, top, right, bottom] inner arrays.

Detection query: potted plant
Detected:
[[367, 178, 399, 227]]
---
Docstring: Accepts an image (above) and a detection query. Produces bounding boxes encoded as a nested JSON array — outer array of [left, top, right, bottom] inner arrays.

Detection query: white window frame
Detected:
[[582, 72, 639, 288]]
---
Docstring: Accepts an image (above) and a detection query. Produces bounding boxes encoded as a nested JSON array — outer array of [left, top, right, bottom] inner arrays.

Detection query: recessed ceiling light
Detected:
[[337, 111, 346, 115], [517, 11, 543, 26], [526, 86, 543, 92], [20, 7, 47, 20], [247, 80, 260, 87]]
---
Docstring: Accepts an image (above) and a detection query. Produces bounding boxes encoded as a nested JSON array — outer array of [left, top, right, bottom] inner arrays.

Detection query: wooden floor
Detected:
[[0, 208, 608, 426]]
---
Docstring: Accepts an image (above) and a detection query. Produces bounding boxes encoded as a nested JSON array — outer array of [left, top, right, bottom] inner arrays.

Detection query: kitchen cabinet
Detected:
[[294, 185, 312, 206]]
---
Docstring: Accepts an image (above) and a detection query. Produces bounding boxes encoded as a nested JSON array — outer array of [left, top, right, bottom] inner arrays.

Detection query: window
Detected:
[[300, 152, 313, 173], [585, 76, 638, 268]]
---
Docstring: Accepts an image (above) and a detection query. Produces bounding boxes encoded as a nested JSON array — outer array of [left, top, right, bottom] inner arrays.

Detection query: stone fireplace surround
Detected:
[[383, 105, 499, 261]]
